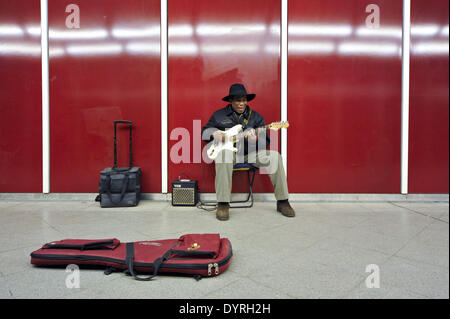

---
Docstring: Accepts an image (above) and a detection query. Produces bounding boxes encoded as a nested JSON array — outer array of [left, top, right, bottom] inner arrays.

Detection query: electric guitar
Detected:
[[206, 121, 289, 160]]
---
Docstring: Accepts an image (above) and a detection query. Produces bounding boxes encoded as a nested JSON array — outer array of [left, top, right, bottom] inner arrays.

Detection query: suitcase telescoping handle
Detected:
[[114, 120, 133, 170]]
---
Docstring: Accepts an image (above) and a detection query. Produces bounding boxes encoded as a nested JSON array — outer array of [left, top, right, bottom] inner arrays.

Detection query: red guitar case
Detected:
[[30, 234, 232, 281]]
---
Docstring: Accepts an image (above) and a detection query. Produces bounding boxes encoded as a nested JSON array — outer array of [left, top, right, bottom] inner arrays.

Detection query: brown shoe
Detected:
[[216, 203, 230, 221], [277, 200, 296, 217]]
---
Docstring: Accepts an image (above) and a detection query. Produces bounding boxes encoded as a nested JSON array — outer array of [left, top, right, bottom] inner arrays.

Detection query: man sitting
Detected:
[[202, 83, 296, 221]]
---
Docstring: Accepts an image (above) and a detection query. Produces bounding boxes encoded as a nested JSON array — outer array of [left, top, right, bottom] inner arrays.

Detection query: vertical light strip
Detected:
[[41, 0, 50, 193], [401, 0, 411, 194], [281, 0, 288, 176], [161, 0, 168, 193]]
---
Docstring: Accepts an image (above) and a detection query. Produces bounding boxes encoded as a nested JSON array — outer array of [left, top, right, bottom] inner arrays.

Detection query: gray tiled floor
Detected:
[[0, 199, 448, 299]]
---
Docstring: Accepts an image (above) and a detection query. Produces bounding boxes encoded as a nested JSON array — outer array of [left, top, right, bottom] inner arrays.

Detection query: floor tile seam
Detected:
[[346, 270, 441, 299], [0, 244, 43, 255], [245, 268, 368, 299], [338, 277, 434, 299], [336, 276, 368, 299], [387, 202, 449, 224], [59, 273, 125, 299], [390, 250, 450, 272], [44, 215, 150, 231], [250, 217, 294, 229], [324, 232, 405, 258], [299, 238, 394, 265], [353, 202, 434, 218], [240, 227, 329, 252], [380, 278, 447, 299], [7, 287, 14, 298], [246, 258, 368, 283], [4, 269, 128, 299], [1, 275, 23, 299], [352, 213, 435, 228], [335, 215, 433, 245], [254, 215, 353, 238], [311, 206, 377, 219], [398, 237, 450, 252], [0, 267, 41, 280], [6, 200, 98, 209], [378, 253, 450, 295], [299, 213, 373, 230], [29, 205, 116, 230], [241, 245, 376, 278], [371, 248, 447, 297], [197, 276, 245, 298], [2, 260, 122, 282], [387, 218, 442, 261], [220, 221, 296, 241], [36, 216, 68, 235], [224, 269, 299, 299], [0, 202, 29, 210], [275, 233, 357, 256], [133, 229, 194, 240], [239, 273, 298, 299]]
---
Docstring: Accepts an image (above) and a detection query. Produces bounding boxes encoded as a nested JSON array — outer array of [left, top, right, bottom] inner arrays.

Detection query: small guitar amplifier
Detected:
[[171, 180, 199, 206]]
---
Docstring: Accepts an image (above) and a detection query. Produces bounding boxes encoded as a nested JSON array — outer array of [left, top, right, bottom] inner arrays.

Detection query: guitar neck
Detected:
[[232, 125, 269, 141]]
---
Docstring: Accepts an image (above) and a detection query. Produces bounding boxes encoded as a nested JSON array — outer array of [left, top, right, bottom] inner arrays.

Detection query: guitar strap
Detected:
[[233, 109, 252, 129], [231, 109, 253, 154], [243, 110, 252, 128]]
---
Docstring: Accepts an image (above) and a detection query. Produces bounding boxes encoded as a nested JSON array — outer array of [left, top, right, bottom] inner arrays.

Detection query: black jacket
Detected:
[[202, 104, 270, 155]]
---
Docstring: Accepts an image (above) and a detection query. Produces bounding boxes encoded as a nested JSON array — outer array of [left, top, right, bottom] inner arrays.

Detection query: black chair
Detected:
[[229, 163, 259, 208]]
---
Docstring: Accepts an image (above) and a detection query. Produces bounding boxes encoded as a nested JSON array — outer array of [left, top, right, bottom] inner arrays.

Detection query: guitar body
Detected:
[[207, 124, 243, 160], [206, 121, 289, 160]]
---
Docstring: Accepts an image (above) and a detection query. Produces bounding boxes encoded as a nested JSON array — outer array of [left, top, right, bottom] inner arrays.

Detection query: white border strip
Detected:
[[281, 0, 288, 176], [161, 0, 168, 193], [401, 0, 411, 194], [41, 0, 50, 193]]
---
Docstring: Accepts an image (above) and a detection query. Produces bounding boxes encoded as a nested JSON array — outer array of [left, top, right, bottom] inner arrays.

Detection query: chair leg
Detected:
[[230, 169, 256, 208], [248, 169, 256, 208]]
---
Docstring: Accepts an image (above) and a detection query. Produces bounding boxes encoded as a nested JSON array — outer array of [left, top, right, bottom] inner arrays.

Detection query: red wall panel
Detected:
[[48, 0, 161, 192], [287, 0, 403, 193], [168, 0, 281, 194], [1, 1, 447, 195], [0, 0, 42, 192], [409, 0, 449, 193]]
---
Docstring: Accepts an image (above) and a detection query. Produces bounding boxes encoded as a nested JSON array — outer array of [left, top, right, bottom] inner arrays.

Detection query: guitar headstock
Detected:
[[268, 121, 289, 130]]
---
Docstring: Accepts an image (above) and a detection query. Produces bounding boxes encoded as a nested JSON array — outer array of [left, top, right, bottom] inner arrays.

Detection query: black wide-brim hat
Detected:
[[222, 83, 256, 102]]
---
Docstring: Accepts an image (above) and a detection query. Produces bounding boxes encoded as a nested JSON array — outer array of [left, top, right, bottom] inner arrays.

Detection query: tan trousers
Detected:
[[214, 149, 289, 203]]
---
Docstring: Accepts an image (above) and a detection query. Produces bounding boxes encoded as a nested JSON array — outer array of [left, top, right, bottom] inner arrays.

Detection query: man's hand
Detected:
[[213, 130, 226, 142], [245, 128, 258, 143]]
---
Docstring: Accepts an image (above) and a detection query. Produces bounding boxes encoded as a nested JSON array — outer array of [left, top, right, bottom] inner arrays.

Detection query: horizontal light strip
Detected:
[[338, 41, 400, 56], [412, 41, 450, 55], [0, 24, 24, 36], [49, 28, 108, 40], [111, 26, 159, 38], [355, 26, 402, 38], [0, 42, 41, 56], [411, 24, 440, 37], [125, 41, 160, 55], [289, 23, 352, 37], [196, 23, 266, 36], [66, 43, 123, 55], [289, 41, 335, 54], [169, 24, 194, 37], [168, 42, 199, 55]]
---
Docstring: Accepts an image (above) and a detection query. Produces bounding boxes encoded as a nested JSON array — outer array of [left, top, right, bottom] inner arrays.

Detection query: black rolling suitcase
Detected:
[[97, 121, 142, 207]]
